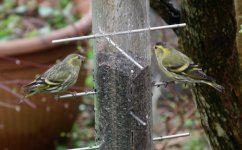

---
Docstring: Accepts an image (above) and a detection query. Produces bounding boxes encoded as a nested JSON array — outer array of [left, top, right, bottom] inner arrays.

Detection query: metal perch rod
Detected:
[[101, 30, 144, 69], [57, 91, 97, 99], [52, 23, 186, 43], [153, 132, 190, 141], [153, 81, 168, 87], [68, 144, 101, 150], [153, 80, 189, 87]]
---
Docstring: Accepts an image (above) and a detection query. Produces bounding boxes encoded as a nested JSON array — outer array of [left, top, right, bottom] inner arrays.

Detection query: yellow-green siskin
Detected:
[[153, 42, 224, 92], [24, 54, 85, 97]]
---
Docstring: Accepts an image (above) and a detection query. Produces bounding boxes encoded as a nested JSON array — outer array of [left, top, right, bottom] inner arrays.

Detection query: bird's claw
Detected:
[[164, 81, 169, 88], [69, 91, 77, 98]]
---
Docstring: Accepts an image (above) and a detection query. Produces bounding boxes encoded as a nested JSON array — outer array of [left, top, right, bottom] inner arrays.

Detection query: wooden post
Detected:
[[93, 0, 152, 149]]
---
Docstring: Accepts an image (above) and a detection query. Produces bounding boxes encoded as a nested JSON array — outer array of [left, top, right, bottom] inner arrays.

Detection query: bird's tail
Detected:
[[24, 85, 37, 98], [24, 80, 43, 97], [202, 81, 225, 92]]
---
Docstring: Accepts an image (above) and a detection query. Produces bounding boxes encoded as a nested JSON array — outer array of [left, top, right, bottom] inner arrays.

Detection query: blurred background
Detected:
[[0, 0, 208, 149]]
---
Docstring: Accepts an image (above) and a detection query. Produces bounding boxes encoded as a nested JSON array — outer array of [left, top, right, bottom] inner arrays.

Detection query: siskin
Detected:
[[24, 54, 85, 97], [153, 42, 224, 92]]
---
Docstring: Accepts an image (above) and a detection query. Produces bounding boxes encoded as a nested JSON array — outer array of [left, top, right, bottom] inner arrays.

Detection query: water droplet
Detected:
[[15, 106, 21, 112], [46, 106, 51, 112], [79, 104, 86, 111], [0, 123, 5, 129], [68, 114, 74, 119], [15, 60, 21, 65], [66, 133, 71, 138], [60, 132, 66, 137], [41, 97, 47, 102], [72, 132, 78, 138], [64, 103, 69, 109]]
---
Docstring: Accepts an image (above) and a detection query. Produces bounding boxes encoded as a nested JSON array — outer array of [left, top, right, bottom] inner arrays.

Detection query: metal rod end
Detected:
[[129, 111, 147, 126], [153, 132, 190, 141]]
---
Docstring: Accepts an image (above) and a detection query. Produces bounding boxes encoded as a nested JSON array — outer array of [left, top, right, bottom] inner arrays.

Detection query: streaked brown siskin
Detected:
[[24, 54, 85, 97]]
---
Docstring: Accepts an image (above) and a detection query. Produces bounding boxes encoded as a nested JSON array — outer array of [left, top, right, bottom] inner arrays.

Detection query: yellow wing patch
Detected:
[[44, 79, 61, 85], [170, 63, 189, 73]]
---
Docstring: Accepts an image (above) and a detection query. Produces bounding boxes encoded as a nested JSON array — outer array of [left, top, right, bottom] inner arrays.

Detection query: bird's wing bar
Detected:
[[44, 78, 62, 85], [167, 63, 189, 73], [24, 76, 44, 87]]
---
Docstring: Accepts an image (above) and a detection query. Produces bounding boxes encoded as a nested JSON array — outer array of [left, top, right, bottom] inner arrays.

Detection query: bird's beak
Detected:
[[152, 45, 157, 51]]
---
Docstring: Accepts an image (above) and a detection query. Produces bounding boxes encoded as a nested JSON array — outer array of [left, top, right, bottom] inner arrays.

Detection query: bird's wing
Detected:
[[162, 50, 193, 73], [45, 70, 72, 85], [181, 67, 214, 82], [25, 71, 70, 90]]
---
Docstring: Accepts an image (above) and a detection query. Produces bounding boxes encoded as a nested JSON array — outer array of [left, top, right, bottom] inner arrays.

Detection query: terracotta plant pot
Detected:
[[0, 1, 92, 149]]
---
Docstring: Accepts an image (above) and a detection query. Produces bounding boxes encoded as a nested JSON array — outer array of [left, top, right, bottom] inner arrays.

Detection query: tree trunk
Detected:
[[92, 0, 152, 149], [235, 0, 242, 69], [235, 0, 242, 100], [180, 0, 242, 149]]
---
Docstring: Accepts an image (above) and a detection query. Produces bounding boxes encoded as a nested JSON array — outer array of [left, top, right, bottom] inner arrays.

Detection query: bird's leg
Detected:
[[164, 81, 170, 88], [72, 91, 77, 98], [184, 83, 187, 87]]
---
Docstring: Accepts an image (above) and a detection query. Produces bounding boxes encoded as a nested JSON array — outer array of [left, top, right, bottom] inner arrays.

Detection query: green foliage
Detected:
[[48, 15, 68, 29], [69, 122, 95, 148], [0, 0, 80, 41], [85, 75, 94, 88], [14, 5, 28, 14], [58, 0, 70, 9], [24, 30, 38, 38], [38, 5, 54, 17], [86, 48, 94, 60], [0, 15, 20, 40], [183, 135, 209, 150], [184, 119, 194, 127], [84, 46, 94, 88], [55, 145, 67, 150], [1, 0, 16, 9]]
